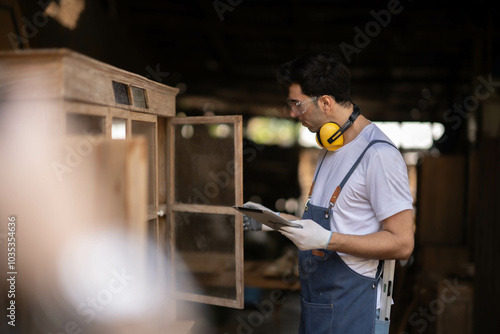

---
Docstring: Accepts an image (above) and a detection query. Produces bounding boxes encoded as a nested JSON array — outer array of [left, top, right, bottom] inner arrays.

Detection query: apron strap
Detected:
[[328, 140, 397, 209], [339, 140, 396, 190], [307, 139, 397, 214]]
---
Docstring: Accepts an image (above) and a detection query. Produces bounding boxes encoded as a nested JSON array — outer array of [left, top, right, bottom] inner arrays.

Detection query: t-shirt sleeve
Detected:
[[365, 146, 414, 222]]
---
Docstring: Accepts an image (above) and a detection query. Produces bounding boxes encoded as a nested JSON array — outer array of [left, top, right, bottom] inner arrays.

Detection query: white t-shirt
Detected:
[[310, 123, 413, 277]]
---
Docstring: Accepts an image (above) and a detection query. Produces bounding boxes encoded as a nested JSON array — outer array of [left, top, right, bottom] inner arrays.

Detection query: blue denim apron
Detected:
[[298, 140, 394, 334]]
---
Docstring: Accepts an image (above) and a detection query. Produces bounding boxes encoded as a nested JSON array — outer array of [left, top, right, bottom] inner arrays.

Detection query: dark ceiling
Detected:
[[14, 0, 500, 123]]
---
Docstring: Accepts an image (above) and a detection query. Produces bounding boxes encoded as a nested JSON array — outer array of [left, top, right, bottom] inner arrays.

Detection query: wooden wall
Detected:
[[474, 138, 500, 333]]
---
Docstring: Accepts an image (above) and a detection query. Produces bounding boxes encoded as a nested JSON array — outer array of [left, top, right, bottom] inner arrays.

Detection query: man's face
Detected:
[[287, 83, 325, 132]]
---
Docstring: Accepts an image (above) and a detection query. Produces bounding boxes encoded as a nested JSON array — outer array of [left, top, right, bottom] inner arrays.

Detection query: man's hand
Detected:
[[242, 201, 274, 231], [279, 219, 332, 251], [243, 215, 263, 231]]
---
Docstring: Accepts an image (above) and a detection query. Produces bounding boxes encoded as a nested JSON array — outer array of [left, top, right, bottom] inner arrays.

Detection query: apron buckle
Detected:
[[312, 249, 325, 257], [324, 211, 329, 219]]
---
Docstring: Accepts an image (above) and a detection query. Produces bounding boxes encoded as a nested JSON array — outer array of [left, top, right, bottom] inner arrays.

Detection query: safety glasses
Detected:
[[286, 96, 319, 116]]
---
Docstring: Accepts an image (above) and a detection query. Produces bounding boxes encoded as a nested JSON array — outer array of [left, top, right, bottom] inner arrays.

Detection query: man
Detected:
[[243, 53, 414, 334]]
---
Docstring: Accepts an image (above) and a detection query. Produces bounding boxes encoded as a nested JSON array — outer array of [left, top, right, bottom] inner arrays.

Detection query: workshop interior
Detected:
[[0, 0, 499, 333]]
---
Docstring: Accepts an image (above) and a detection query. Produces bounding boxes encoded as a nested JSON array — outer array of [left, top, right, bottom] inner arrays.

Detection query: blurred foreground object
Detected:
[[0, 90, 194, 334]]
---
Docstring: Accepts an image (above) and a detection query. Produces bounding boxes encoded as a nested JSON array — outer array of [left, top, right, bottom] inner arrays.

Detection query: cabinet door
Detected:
[[167, 116, 243, 309], [129, 112, 160, 278], [130, 113, 158, 221], [110, 108, 160, 278]]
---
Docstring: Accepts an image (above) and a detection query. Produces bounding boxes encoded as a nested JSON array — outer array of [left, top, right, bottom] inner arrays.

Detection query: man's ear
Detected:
[[319, 95, 335, 112]]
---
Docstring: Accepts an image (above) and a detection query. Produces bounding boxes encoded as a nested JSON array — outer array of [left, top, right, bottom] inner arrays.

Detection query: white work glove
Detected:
[[279, 219, 333, 251]]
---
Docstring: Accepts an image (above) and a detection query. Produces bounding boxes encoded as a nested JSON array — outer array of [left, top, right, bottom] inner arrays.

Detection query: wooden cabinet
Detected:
[[0, 49, 244, 316]]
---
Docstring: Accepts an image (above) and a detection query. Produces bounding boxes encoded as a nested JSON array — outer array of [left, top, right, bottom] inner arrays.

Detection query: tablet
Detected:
[[233, 206, 303, 230]]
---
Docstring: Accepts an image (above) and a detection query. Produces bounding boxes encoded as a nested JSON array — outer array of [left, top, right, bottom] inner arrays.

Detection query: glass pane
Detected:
[[66, 114, 105, 135], [174, 123, 235, 206], [174, 212, 236, 300], [111, 118, 127, 140], [132, 121, 155, 214]]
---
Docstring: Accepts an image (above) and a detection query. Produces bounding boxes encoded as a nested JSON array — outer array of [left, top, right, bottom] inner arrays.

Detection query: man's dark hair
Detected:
[[276, 52, 352, 106]]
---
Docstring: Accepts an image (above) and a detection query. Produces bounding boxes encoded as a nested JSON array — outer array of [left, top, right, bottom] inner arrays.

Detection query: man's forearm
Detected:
[[327, 229, 413, 260], [327, 209, 414, 260]]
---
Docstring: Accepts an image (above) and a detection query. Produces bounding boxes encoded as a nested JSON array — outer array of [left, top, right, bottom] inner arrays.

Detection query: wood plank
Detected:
[[418, 246, 470, 277], [129, 111, 157, 122], [157, 117, 169, 304], [0, 55, 63, 101], [0, 48, 178, 116], [173, 292, 241, 309], [166, 116, 177, 320], [233, 115, 244, 309], [154, 116, 160, 253], [105, 109, 112, 139], [109, 107, 129, 119], [168, 115, 242, 125], [124, 138, 149, 242], [90, 139, 148, 230], [436, 281, 474, 334], [64, 100, 108, 116], [474, 138, 500, 334], [417, 155, 465, 244], [158, 117, 167, 205]]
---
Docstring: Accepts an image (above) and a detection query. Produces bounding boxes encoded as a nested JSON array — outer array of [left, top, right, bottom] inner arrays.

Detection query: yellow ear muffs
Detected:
[[316, 122, 344, 151], [315, 103, 361, 151]]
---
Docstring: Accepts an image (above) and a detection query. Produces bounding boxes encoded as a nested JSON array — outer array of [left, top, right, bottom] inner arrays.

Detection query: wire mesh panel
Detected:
[[131, 86, 148, 109], [174, 212, 237, 300], [112, 81, 131, 105], [167, 116, 243, 309], [174, 123, 236, 206]]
